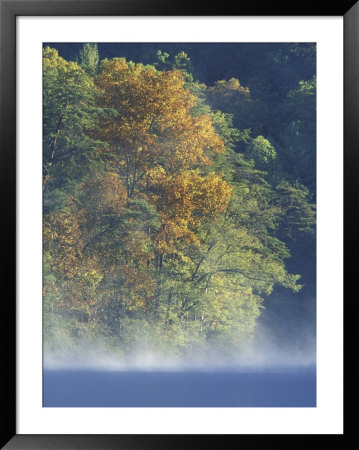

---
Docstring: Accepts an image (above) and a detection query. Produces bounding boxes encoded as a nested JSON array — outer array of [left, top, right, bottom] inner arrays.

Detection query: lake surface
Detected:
[[43, 368, 316, 407]]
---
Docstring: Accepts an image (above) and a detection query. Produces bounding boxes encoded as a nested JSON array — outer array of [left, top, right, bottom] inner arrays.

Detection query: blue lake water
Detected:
[[43, 368, 316, 407]]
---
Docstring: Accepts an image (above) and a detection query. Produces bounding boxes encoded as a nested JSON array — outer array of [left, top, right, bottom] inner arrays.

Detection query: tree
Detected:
[[42, 47, 107, 201], [95, 58, 225, 196], [79, 43, 100, 77], [42, 46, 315, 358], [275, 180, 316, 239], [275, 76, 316, 193], [246, 135, 277, 166]]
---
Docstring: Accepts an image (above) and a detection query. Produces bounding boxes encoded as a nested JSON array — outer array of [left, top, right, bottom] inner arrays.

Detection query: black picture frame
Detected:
[[1, 0, 355, 448]]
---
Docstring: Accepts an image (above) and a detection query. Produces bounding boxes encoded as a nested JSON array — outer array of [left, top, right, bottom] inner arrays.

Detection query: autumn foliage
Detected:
[[43, 46, 315, 357]]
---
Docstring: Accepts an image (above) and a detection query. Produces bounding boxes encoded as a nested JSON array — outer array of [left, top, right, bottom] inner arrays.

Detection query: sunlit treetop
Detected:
[[95, 58, 225, 185]]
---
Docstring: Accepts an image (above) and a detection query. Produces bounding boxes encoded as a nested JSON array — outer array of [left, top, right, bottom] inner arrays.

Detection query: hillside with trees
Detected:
[[43, 43, 316, 360]]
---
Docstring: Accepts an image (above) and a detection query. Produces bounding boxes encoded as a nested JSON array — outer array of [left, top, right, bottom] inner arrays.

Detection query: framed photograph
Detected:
[[1, 0, 354, 448]]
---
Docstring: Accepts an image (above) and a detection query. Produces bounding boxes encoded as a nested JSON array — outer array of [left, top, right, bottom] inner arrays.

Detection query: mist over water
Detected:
[[43, 292, 316, 407], [43, 319, 316, 407], [44, 339, 315, 373], [44, 296, 316, 373]]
